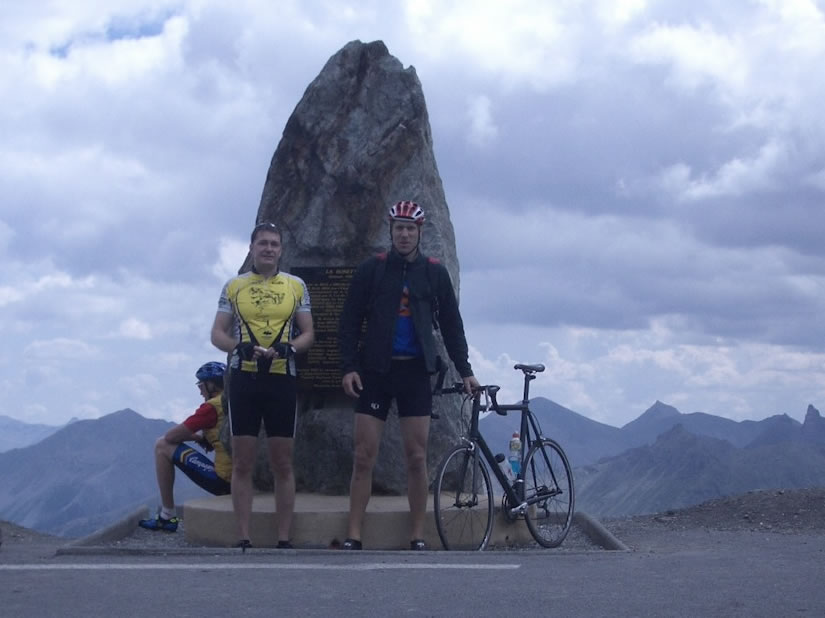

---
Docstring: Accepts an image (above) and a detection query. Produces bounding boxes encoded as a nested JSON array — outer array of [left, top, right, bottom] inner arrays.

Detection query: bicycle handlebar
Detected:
[[432, 361, 544, 420], [436, 382, 466, 395], [434, 382, 504, 415]]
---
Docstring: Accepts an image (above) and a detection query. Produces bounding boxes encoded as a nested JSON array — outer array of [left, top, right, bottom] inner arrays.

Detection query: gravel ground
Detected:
[[601, 487, 825, 552]]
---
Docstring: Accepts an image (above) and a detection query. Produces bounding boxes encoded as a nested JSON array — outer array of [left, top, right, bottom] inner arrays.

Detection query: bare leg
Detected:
[[400, 415, 431, 541], [267, 436, 295, 542], [231, 436, 257, 541], [347, 413, 385, 541], [154, 437, 178, 511]]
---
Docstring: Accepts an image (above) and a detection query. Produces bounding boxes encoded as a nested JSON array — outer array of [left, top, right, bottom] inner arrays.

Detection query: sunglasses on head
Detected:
[[251, 221, 281, 242]]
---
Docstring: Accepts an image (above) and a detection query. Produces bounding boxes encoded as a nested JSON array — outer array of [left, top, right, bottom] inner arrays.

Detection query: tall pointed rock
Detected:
[[257, 39, 460, 288]]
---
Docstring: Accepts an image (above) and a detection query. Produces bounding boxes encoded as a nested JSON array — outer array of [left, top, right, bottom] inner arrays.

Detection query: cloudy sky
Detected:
[[2, 0, 823, 429]]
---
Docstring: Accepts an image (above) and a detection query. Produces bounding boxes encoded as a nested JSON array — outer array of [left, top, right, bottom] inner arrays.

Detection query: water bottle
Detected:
[[495, 453, 515, 483], [508, 432, 521, 477]]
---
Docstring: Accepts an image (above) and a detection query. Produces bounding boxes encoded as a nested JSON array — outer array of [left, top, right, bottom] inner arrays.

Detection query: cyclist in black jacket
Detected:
[[338, 201, 479, 550]]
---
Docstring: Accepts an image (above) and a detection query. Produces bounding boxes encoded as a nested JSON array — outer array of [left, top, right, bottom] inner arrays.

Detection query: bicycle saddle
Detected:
[[514, 363, 545, 373]]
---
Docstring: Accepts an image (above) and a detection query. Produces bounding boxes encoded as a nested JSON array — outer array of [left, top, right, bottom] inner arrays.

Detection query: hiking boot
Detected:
[[138, 515, 179, 532], [341, 538, 362, 550]]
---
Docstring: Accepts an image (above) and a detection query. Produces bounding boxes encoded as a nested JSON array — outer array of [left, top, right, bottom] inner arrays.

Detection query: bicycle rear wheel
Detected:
[[433, 444, 494, 551], [522, 438, 574, 547]]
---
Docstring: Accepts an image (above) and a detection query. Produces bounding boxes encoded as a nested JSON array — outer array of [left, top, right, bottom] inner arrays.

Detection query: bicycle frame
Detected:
[[458, 372, 548, 518]]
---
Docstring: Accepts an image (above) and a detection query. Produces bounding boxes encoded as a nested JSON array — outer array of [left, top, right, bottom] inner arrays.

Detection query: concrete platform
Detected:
[[184, 493, 535, 549]]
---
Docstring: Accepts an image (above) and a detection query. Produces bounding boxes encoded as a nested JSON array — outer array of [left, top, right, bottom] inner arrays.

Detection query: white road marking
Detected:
[[0, 562, 520, 571]]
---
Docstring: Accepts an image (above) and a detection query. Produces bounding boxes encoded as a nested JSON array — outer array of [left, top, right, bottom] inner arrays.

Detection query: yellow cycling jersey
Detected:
[[217, 271, 311, 375], [203, 395, 232, 482]]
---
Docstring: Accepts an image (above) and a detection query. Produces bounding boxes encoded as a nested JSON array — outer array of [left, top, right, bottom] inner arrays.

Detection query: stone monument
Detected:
[[248, 40, 467, 494]]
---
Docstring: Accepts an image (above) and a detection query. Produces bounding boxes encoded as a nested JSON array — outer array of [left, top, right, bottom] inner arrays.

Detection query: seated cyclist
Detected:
[[139, 361, 232, 532]]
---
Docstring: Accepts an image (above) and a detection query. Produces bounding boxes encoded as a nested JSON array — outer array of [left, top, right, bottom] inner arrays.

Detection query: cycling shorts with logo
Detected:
[[172, 444, 231, 496], [356, 358, 432, 421]]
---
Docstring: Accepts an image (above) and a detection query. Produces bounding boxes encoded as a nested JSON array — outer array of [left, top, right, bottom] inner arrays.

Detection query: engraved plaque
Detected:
[[291, 266, 355, 391]]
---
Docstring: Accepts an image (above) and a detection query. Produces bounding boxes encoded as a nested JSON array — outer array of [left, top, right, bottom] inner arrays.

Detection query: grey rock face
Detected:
[[248, 40, 467, 495]]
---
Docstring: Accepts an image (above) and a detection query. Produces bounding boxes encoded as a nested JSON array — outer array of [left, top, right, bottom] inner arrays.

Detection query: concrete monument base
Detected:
[[183, 493, 535, 550]]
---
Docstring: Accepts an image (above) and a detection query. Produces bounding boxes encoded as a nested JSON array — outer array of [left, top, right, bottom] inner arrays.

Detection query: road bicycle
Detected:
[[432, 363, 574, 550]]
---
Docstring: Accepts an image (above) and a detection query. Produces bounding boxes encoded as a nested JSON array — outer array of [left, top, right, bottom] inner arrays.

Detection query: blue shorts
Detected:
[[172, 444, 231, 495]]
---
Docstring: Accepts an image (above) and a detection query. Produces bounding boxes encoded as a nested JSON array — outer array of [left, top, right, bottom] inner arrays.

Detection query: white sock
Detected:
[[160, 507, 175, 520]]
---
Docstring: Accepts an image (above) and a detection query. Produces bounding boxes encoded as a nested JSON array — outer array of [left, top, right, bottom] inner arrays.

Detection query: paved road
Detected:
[[3, 531, 824, 617]]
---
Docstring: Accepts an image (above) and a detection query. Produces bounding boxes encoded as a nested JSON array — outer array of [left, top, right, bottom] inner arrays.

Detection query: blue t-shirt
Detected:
[[392, 281, 421, 356]]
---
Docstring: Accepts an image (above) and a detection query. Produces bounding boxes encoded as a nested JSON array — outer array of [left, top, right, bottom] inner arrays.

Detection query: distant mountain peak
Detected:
[[644, 400, 681, 418], [805, 404, 821, 423], [109, 408, 141, 418], [622, 399, 682, 429]]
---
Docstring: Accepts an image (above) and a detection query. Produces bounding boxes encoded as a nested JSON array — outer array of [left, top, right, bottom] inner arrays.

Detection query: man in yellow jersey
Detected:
[[211, 221, 314, 550], [139, 361, 231, 532]]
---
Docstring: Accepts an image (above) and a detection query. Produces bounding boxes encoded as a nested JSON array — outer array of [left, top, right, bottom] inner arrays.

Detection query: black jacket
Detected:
[[338, 249, 473, 378]]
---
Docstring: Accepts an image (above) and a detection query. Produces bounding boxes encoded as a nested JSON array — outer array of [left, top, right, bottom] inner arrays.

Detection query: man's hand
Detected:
[[342, 371, 363, 398], [463, 375, 480, 396], [272, 342, 295, 358], [234, 342, 257, 361]]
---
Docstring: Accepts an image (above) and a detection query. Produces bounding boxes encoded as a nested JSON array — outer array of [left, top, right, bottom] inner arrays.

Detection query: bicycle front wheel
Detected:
[[523, 439, 575, 547], [433, 444, 494, 551]]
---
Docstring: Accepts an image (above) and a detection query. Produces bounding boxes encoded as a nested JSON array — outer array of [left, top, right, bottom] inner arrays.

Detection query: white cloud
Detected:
[[630, 23, 747, 96], [595, 0, 646, 28], [119, 318, 153, 340], [468, 323, 825, 425], [466, 95, 498, 147], [760, 0, 825, 54], [118, 372, 162, 400], [658, 140, 786, 201], [19, 403, 50, 425], [212, 237, 249, 282], [72, 403, 102, 420], [24, 338, 99, 361], [0, 286, 24, 307], [0, 269, 88, 308], [154, 352, 193, 371], [404, 0, 578, 90]]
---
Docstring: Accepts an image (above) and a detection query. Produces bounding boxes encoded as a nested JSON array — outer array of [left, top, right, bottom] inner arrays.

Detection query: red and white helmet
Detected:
[[388, 200, 425, 225]]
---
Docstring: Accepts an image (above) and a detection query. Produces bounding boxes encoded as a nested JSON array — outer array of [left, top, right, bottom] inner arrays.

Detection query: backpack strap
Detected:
[[426, 257, 440, 331]]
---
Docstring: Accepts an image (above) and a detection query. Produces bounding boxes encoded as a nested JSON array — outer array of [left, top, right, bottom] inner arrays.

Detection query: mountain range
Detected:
[[2, 401, 823, 536], [0, 409, 207, 537], [0, 414, 66, 453], [481, 398, 815, 467]]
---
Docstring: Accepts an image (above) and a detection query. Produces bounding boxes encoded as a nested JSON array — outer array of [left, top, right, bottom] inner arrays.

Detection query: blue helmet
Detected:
[[196, 361, 226, 383]]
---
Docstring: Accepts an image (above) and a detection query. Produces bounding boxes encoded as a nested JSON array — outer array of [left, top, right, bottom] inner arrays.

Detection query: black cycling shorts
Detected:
[[228, 370, 297, 438], [356, 358, 432, 421], [172, 444, 231, 495]]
